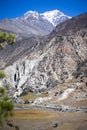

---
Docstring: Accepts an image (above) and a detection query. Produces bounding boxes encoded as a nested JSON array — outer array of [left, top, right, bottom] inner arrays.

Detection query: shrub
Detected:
[[0, 70, 6, 79], [0, 43, 4, 49], [0, 31, 16, 47]]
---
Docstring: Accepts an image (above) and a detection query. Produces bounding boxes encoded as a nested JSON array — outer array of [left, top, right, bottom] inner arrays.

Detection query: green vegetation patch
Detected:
[[0, 87, 14, 126], [0, 31, 16, 48], [0, 70, 6, 79]]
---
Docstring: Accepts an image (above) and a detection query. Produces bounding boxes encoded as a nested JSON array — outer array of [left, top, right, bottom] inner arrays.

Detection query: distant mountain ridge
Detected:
[[0, 10, 70, 38]]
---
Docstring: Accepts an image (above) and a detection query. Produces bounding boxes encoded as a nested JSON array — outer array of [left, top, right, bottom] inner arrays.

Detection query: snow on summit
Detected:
[[24, 11, 39, 19], [42, 10, 64, 25], [18, 9, 70, 26]]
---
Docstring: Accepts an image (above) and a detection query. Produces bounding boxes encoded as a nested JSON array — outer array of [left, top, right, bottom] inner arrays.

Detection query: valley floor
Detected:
[[0, 110, 87, 130], [0, 79, 87, 130]]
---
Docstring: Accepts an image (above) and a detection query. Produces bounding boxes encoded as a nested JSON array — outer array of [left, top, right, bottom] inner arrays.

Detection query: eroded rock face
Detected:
[[0, 13, 87, 96]]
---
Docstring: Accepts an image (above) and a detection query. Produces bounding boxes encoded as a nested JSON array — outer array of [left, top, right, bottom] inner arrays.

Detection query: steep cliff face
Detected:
[[0, 13, 87, 96]]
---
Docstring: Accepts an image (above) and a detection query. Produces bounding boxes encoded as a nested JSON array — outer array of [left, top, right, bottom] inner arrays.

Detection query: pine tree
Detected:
[[0, 70, 14, 126]]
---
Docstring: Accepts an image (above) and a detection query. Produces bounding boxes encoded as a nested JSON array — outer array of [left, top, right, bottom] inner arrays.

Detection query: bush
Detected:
[[0, 43, 4, 49], [0, 70, 6, 79], [0, 31, 16, 48]]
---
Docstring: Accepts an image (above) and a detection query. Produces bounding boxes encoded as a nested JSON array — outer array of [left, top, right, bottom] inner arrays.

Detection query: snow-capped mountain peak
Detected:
[[42, 10, 69, 26], [21, 9, 70, 26], [42, 10, 64, 18], [16, 9, 70, 27], [23, 11, 39, 19]]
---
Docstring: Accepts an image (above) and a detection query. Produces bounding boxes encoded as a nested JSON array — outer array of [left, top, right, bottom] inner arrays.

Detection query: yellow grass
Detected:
[[21, 92, 48, 101], [13, 109, 59, 119]]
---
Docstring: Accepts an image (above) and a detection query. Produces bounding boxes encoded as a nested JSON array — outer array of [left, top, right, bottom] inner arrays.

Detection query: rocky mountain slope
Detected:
[[0, 10, 69, 38], [0, 12, 87, 98]]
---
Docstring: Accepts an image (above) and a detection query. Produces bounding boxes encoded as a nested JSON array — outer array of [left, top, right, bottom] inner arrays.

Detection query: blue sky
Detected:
[[0, 0, 87, 20]]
